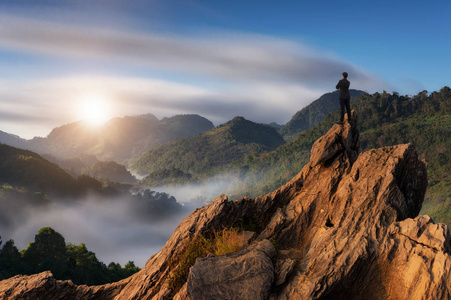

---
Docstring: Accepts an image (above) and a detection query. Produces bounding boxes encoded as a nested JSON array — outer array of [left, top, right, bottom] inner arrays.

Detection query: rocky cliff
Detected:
[[1, 110, 450, 300]]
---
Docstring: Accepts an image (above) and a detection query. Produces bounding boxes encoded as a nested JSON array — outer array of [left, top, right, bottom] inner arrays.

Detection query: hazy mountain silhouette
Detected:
[[82, 161, 137, 184], [41, 153, 100, 177], [280, 89, 367, 139], [0, 131, 28, 149], [0, 114, 214, 163]]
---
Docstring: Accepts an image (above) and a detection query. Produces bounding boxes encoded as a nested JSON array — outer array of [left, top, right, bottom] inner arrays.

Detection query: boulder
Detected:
[[186, 240, 276, 300]]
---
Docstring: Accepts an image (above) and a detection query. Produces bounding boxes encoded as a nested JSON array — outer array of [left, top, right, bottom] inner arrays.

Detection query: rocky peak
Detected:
[[309, 109, 359, 167], [1, 109, 449, 300]]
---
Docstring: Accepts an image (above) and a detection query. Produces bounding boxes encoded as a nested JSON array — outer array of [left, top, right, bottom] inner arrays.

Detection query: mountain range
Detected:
[[128, 88, 451, 227], [0, 114, 214, 163], [131, 116, 286, 186], [2, 111, 449, 299], [1, 86, 451, 298], [1, 87, 450, 227]]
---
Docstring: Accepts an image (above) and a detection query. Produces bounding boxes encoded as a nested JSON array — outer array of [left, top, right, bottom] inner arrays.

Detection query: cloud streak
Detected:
[[0, 14, 390, 138], [0, 76, 323, 138], [0, 14, 387, 87]]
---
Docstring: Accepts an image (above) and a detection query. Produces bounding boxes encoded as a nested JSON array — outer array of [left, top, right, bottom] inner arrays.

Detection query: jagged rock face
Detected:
[[0, 271, 128, 300], [1, 109, 448, 300], [309, 111, 359, 167]]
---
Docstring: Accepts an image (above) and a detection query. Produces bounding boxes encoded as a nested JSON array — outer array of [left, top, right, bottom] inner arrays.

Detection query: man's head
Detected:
[[342, 72, 348, 79]]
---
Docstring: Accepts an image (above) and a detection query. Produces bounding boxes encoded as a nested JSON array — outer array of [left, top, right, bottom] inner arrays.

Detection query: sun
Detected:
[[79, 95, 110, 126]]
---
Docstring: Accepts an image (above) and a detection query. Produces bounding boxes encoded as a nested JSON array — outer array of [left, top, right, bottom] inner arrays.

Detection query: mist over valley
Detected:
[[0, 187, 195, 267]]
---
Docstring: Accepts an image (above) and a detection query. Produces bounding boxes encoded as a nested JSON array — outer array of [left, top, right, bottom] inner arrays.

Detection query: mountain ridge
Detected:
[[0, 114, 215, 163], [131, 116, 286, 183], [0, 143, 93, 197], [280, 89, 367, 139]]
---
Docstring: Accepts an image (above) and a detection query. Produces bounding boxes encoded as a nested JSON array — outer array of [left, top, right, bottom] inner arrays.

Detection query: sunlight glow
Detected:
[[79, 95, 110, 126]]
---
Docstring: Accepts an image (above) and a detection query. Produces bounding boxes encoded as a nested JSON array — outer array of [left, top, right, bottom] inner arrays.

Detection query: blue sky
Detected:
[[0, 0, 450, 138]]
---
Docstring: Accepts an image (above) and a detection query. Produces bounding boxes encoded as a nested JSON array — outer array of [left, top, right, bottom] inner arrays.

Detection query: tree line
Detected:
[[0, 227, 140, 285]]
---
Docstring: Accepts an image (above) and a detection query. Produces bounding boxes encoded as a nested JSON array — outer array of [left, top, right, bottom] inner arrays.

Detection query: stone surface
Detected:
[[373, 216, 451, 300], [309, 110, 359, 167], [172, 283, 188, 300], [243, 231, 257, 243], [0, 271, 127, 300], [186, 239, 276, 300], [274, 258, 295, 286], [1, 109, 447, 300]]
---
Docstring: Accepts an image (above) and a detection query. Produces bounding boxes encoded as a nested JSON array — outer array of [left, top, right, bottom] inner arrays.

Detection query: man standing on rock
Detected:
[[336, 72, 351, 124]]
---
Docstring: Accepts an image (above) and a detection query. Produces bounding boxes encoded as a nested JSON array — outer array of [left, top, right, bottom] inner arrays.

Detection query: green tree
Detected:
[[65, 243, 108, 285], [107, 262, 124, 282], [123, 261, 141, 277], [0, 239, 23, 279], [22, 227, 67, 277], [0, 229, 141, 284]]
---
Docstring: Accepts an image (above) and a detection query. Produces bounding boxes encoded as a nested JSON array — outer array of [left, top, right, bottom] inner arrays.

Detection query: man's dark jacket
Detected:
[[336, 78, 351, 99]]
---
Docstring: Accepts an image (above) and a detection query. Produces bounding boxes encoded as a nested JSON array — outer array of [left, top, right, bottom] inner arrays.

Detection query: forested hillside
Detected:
[[137, 87, 451, 226], [0, 144, 102, 197], [81, 161, 137, 184], [132, 117, 286, 186], [231, 87, 450, 224]]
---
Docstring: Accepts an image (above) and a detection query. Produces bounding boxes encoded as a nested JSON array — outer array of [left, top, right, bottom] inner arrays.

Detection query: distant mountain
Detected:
[[13, 114, 214, 163], [134, 113, 159, 121], [131, 116, 286, 184], [41, 153, 136, 185], [267, 122, 283, 130], [82, 161, 137, 184], [42, 153, 101, 177], [280, 89, 367, 139], [0, 131, 28, 149]]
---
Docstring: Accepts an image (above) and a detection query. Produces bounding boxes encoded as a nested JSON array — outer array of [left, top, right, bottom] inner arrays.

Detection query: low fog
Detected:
[[0, 174, 248, 268], [151, 176, 237, 207], [0, 191, 196, 267]]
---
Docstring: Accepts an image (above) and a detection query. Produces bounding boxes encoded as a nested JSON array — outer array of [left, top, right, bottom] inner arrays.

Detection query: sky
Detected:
[[0, 0, 450, 139]]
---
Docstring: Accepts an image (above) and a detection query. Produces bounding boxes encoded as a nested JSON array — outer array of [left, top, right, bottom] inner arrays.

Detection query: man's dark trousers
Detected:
[[340, 98, 351, 122]]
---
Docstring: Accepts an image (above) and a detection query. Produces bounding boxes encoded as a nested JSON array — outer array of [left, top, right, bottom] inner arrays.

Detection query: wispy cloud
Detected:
[[0, 14, 387, 87], [0, 14, 390, 138], [0, 76, 323, 138]]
